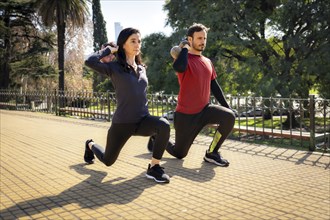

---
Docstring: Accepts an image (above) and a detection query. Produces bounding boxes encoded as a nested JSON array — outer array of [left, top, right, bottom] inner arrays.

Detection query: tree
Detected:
[[64, 21, 93, 91], [142, 32, 178, 93], [0, 0, 55, 89], [91, 0, 108, 91], [92, 0, 107, 51], [164, 0, 330, 98], [35, 0, 89, 92]]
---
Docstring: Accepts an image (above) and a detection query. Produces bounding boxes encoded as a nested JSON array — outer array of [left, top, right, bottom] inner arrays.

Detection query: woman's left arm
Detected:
[[84, 48, 113, 76]]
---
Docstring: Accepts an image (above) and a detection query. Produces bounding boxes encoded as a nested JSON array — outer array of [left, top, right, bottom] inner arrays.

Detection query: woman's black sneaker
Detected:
[[146, 164, 170, 183], [84, 139, 95, 164]]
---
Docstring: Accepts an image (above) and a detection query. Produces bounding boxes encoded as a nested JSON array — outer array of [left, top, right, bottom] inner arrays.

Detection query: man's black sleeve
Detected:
[[173, 48, 188, 73], [211, 79, 230, 108]]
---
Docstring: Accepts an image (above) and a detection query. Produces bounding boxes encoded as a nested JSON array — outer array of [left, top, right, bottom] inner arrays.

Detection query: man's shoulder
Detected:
[[201, 55, 211, 61], [188, 53, 211, 61]]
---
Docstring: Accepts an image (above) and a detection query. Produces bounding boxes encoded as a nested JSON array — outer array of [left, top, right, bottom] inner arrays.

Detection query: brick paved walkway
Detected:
[[1, 110, 329, 220]]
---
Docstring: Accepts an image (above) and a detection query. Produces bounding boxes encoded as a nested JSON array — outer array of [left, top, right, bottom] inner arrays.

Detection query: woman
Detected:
[[84, 28, 170, 183]]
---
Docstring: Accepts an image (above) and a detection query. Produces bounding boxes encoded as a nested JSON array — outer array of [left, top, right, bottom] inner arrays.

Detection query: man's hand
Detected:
[[179, 40, 190, 49], [170, 39, 190, 59]]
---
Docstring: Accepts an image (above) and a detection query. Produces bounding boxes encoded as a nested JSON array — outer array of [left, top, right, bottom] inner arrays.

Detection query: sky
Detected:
[[98, 0, 174, 42]]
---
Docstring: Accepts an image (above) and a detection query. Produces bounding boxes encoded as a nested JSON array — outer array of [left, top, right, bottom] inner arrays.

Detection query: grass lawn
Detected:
[[236, 116, 329, 130]]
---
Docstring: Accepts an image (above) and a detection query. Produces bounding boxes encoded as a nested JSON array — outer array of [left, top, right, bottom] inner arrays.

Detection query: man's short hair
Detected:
[[186, 23, 210, 37]]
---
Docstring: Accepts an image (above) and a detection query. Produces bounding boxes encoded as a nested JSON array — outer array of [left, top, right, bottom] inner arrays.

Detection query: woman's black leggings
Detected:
[[171, 104, 235, 159], [91, 115, 170, 166]]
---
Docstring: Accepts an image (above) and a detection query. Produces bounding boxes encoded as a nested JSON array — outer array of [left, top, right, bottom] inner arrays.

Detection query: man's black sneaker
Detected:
[[204, 150, 230, 167], [84, 139, 95, 164], [146, 164, 170, 183], [147, 136, 155, 152]]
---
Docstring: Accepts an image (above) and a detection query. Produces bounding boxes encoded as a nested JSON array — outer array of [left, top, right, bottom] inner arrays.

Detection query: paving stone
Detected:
[[0, 110, 329, 220]]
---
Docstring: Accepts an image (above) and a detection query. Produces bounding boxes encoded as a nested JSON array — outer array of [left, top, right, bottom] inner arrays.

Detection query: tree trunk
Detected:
[[56, 3, 66, 109], [0, 10, 11, 89], [56, 1, 65, 92], [57, 21, 65, 92]]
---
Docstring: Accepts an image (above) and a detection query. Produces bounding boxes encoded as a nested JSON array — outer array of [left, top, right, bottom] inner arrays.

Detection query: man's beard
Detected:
[[192, 43, 205, 52]]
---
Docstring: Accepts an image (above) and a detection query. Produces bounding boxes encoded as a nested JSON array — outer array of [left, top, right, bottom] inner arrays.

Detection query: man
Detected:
[[149, 23, 235, 166]]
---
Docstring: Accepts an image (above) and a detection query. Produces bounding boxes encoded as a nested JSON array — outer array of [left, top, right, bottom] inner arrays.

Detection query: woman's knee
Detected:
[[104, 159, 115, 167], [175, 152, 187, 159], [102, 154, 118, 167]]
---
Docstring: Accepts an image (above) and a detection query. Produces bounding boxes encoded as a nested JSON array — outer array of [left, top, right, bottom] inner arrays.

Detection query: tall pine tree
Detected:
[[92, 0, 108, 91]]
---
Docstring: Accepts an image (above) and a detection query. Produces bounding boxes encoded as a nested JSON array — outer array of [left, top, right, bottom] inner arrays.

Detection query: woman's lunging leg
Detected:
[[91, 124, 133, 166]]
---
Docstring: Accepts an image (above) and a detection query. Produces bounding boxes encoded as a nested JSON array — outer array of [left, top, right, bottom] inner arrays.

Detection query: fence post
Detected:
[[309, 95, 316, 151], [15, 90, 18, 110], [107, 91, 111, 122], [47, 90, 52, 113], [55, 89, 58, 116]]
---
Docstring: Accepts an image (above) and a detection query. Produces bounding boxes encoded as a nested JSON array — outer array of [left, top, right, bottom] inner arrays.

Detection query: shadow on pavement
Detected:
[[136, 153, 218, 182], [0, 163, 157, 219], [222, 142, 330, 169]]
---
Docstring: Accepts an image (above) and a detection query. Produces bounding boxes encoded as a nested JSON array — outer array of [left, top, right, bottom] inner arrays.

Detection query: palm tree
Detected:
[[35, 0, 89, 92]]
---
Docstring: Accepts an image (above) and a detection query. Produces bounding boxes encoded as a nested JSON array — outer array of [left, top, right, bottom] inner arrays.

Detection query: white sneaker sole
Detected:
[[145, 174, 170, 183]]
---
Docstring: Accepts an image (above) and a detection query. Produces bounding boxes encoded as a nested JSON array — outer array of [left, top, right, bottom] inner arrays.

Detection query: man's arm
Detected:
[[173, 48, 188, 73], [211, 79, 230, 108]]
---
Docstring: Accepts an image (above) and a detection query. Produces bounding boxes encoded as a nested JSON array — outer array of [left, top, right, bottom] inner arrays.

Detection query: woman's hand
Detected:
[[102, 42, 118, 54]]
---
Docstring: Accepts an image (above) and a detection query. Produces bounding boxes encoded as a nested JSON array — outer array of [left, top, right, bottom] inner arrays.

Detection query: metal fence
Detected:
[[0, 89, 329, 151]]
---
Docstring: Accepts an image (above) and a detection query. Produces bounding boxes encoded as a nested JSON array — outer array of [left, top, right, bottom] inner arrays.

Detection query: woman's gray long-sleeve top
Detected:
[[85, 48, 149, 123]]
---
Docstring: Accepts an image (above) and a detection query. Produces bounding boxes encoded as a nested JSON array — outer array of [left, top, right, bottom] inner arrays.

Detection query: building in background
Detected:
[[114, 22, 123, 42]]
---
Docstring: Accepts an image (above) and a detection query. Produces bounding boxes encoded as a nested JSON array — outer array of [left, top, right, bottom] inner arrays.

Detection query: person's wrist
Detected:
[[104, 47, 111, 55]]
